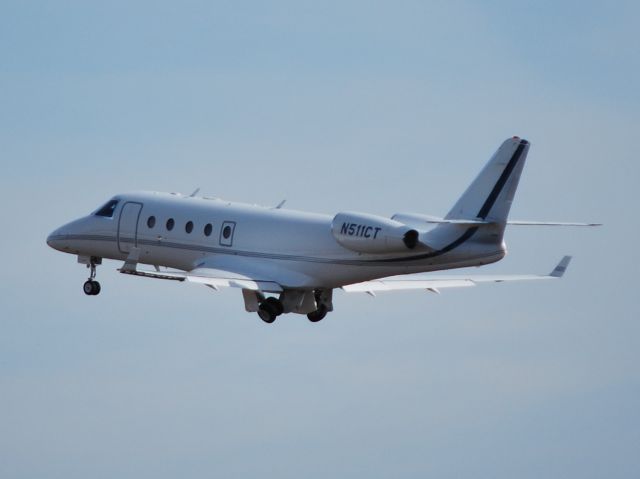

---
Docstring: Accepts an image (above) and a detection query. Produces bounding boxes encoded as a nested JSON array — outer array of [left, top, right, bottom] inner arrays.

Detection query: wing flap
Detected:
[[186, 267, 283, 292], [118, 263, 283, 292], [120, 269, 186, 281], [342, 279, 474, 292]]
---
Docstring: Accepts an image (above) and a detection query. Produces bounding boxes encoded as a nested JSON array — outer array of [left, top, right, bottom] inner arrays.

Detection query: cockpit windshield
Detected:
[[93, 199, 119, 218]]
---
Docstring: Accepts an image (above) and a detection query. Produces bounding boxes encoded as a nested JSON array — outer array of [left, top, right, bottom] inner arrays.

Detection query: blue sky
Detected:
[[1, 1, 638, 478]]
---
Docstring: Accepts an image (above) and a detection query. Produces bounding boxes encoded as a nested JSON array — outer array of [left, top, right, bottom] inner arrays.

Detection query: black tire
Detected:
[[307, 305, 327, 322], [264, 297, 284, 316], [83, 281, 94, 295], [92, 281, 101, 295], [258, 303, 277, 323]]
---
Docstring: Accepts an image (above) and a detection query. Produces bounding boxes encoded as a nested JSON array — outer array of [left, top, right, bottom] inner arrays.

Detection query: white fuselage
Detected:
[[47, 191, 505, 289]]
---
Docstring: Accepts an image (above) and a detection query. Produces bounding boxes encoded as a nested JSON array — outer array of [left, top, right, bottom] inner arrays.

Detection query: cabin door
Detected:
[[118, 202, 143, 253]]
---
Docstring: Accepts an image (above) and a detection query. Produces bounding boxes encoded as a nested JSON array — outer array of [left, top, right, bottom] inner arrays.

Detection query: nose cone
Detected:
[[47, 216, 98, 254], [47, 226, 68, 252]]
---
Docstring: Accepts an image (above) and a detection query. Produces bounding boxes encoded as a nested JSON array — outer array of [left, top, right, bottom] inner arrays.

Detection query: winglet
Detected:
[[550, 255, 572, 278]]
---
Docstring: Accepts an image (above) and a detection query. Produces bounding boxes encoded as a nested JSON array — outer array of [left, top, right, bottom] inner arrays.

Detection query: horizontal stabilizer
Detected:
[[392, 213, 600, 228], [506, 221, 602, 226], [392, 213, 489, 227]]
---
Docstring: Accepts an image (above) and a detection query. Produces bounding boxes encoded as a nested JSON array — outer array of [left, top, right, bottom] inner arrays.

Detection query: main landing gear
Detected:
[[307, 305, 328, 322], [83, 256, 101, 296], [306, 289, 331, 322], [255, 289, 333, 324], [258, 297, 284, 323]]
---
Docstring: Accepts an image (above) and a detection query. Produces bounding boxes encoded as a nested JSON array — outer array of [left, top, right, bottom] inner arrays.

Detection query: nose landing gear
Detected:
[[83, 280, 101, 295], [82, 256, 102, 296]]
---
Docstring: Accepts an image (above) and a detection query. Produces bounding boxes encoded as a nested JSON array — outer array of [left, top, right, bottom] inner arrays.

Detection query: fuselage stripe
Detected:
[[49, 233, 504, 267]]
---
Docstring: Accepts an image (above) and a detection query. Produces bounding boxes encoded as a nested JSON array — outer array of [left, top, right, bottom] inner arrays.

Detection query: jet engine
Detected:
[[331, 212, 421, 254]]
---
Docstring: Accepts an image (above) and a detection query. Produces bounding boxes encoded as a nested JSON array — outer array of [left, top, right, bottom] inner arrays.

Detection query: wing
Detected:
[[185, 267, 282, 292], [118, 248, 283, 292], [342, 256, 572, 294]]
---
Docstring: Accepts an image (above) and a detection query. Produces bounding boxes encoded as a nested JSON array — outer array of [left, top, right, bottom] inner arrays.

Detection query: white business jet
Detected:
[[47, 137, 598, 323]]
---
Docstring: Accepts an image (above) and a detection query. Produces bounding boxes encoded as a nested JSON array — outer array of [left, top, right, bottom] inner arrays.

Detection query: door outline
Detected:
[[219, 221, 236, 247], [117, 201, 143, 253]]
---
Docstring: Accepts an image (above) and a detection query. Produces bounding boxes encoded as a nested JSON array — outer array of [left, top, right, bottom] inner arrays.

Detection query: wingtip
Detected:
[[550, 255, 572, 277]]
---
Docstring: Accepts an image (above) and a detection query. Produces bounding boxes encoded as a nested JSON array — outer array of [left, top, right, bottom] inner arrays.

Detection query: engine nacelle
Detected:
[[331, 212, 419, 254]]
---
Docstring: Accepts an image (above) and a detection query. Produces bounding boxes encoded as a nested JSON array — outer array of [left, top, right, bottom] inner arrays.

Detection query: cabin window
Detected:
[[147, 216, 156, 228], [166, 218, 175, 231], [94, 200, 119, 218], [219, 221, 236, 247], [185, 221, 194, 234], [204, 223, 213, 236]]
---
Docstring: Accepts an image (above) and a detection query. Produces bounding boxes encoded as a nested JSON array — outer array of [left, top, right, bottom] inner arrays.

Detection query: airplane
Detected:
[[47, 136, 599, 323]]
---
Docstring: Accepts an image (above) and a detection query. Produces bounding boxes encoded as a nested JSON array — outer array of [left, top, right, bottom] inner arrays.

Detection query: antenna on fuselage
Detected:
[[274, 199, 286, 209], [189, 188, 201, 198]]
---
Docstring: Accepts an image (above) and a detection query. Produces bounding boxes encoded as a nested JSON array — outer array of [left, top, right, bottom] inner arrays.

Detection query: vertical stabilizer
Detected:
[[445, 137, 529, 223]]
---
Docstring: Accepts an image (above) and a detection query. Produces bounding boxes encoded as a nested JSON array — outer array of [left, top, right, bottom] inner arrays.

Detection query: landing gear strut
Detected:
[[83, 256, 101, 296], [258, 297, 284, 323]]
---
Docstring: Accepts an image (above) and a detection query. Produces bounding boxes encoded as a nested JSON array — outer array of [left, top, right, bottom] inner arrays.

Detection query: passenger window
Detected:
[[94, 200, 119, 218], [147, 216, 156, 228], [166, 218, 175, 231], [204, 223, 213, 236], [219, 221, 236, 247], [185, 221, 194, 234]]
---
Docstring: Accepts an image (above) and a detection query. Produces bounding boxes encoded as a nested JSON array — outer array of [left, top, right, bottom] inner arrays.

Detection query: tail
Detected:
[[445, 136, 529, 223], [412, 137, 530, 260], [392, 138, 594, 267]]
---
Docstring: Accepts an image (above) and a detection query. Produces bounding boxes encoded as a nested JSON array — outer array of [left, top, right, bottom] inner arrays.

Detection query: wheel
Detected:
[[83, 280, 101, 296], [264, 297, 284, 316], [258, 303, 277, 323], [83, 280, 95, 295], [307, 305, 328, 322]]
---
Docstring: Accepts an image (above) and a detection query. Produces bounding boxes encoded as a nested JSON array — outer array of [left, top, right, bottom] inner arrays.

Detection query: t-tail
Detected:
[[404, 137, 530, 261]]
